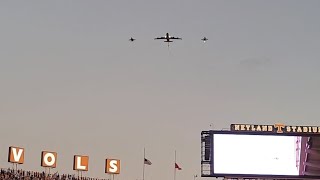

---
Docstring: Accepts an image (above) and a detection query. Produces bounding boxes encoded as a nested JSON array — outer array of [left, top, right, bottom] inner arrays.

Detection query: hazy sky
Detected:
[[1, 0, 320, 179]]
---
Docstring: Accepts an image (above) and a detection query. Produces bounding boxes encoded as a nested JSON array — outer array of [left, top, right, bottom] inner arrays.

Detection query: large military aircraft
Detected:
[[154, 33, 182, 47]]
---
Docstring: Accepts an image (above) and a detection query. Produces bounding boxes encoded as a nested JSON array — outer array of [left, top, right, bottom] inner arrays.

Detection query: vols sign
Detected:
[[8, 146, 24, 164], [73, 155, 89, 171], [105, 159, 120, 174], [41, 151, 57, 168]]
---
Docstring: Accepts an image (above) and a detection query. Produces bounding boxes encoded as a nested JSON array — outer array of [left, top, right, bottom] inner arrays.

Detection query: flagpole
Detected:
[[143, 148, 145, 180], [174, 150, 176, 180]]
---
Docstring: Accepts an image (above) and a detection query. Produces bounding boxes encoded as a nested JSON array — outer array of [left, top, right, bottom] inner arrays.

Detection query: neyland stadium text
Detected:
[[231, 124, 320, 134]]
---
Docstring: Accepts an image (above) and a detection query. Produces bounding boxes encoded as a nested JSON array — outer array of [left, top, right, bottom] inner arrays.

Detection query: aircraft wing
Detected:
[[154, 37, 167, 40], [169, 37, 182, 40]]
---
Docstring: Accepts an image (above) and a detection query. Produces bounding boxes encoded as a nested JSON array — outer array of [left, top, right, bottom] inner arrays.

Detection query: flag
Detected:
[[144, 158, 152, 165], [175, 163, 182, 170]]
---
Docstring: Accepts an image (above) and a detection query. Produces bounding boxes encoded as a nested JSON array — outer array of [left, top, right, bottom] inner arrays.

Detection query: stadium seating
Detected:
[[0, 168, 109, 180]]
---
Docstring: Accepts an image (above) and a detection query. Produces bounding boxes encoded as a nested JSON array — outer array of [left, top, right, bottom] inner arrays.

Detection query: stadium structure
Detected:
[[0, 168, 109, 180], [201, 124, 320, 180]]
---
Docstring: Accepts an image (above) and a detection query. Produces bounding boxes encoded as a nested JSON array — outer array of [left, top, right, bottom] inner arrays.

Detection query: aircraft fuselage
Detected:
[[165, 33, 171, 42]]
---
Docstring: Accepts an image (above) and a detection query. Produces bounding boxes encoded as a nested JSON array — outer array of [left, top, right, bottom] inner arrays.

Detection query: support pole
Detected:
[[143, 148, 145, 180], [174, 150, 176, 180]]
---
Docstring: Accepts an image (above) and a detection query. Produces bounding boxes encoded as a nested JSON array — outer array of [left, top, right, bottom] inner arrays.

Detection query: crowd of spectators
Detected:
[[0, 168, 109, 180]]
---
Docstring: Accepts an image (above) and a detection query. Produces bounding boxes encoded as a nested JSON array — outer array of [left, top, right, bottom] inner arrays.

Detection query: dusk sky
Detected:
[[1, 0, 320, 179]]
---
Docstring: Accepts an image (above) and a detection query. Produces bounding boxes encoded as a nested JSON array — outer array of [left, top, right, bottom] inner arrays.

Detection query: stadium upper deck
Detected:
[[0, 168, 108, 180]]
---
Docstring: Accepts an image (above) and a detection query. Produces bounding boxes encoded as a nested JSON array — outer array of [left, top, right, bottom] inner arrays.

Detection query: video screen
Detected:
[[213, 133, 310, 176]]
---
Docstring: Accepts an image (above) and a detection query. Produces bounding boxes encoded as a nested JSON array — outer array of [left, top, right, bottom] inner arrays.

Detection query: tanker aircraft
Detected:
[[154, 33, 182, 47]]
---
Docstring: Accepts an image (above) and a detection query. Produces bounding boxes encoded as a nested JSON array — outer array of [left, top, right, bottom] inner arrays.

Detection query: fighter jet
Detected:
[[129, 37, 136, 42], [201, 37, 208, 42], [154, 33, 182, 47]]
